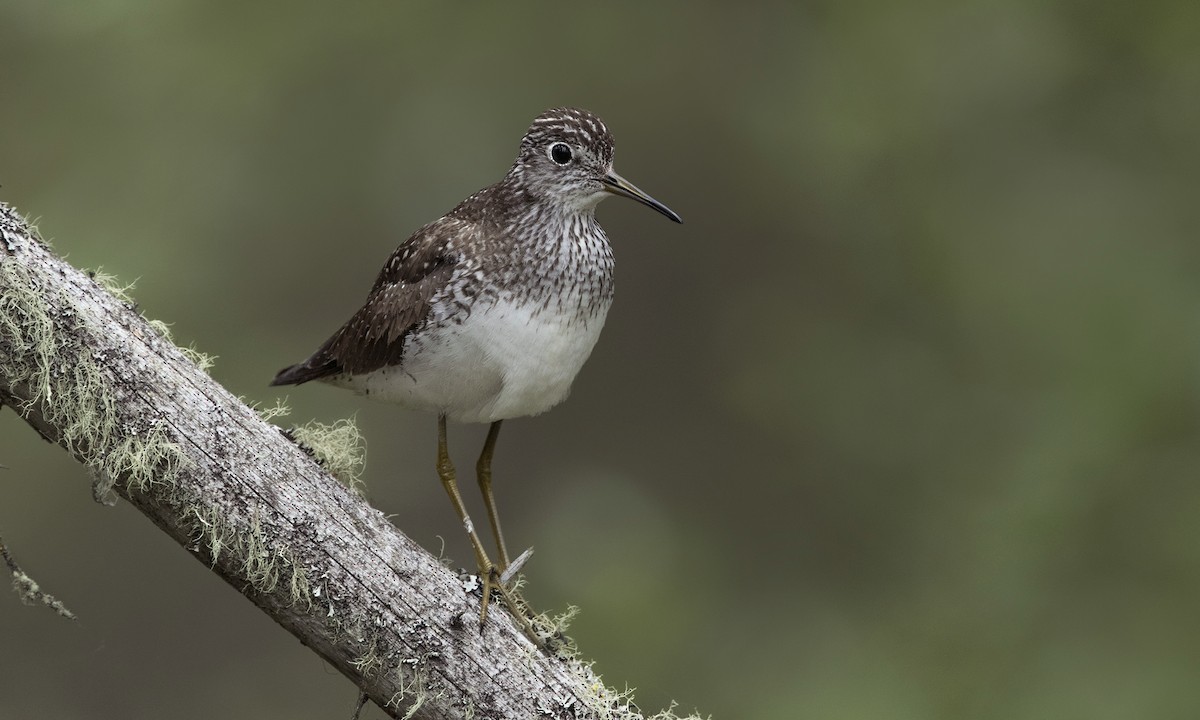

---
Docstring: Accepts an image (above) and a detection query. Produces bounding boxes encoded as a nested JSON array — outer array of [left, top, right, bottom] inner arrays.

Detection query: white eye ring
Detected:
[[549, 142, 573, 165]]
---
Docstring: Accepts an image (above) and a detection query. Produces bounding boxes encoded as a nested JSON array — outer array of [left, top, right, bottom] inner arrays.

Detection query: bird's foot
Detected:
[[470, 549, 545, 647]]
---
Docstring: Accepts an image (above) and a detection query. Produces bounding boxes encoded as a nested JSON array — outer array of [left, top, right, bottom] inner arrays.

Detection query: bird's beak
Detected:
[[602, 170, 682, 224]]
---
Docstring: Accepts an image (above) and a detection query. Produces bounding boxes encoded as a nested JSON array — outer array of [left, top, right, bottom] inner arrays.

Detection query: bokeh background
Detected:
[[3, 2, 1200, 718]]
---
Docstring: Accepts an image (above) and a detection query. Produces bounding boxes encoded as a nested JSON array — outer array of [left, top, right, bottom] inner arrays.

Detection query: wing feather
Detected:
[[270, 218, 472, 386]]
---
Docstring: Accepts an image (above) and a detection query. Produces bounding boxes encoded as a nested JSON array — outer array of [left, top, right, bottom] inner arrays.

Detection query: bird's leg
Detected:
[[435, 416, 535, 639], [436, 414, 500, 622], [476, 420, 512, 571]]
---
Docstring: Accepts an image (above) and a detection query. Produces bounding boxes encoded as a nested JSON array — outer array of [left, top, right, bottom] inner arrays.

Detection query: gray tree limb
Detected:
[[0, 203, 668, 720]]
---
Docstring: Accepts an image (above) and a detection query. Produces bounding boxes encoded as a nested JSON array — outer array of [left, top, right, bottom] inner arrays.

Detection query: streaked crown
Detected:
[[519, 107, 615, 164]]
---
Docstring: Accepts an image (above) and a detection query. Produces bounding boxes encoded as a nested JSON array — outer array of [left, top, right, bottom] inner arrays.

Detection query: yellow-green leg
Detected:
[[476, 420, 511, 571], [435, 414, 500, 622], [435, 416, 532, 637]]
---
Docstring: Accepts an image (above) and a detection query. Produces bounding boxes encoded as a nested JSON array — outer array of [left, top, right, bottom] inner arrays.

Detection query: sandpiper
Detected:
[[271, 107, 681, 624]]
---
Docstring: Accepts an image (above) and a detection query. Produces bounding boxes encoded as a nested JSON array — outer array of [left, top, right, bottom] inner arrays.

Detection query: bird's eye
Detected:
[[549, 142, 573, 165]]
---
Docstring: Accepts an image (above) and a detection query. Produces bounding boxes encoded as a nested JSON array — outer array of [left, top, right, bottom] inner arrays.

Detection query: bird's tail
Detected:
[[270, 358, 338, 386]]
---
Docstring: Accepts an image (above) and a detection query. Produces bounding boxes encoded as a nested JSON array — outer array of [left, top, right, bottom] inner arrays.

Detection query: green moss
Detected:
[[187, 501, 312, 608], [241, 512, 281, 593], [108, 423, 190, 494], [90, 268, 137, 304], [351, 635, 384, 679], [289, 417, 367, 494], [0, 260, 192, 495], [517, 596, 707, 720], [388, 661, 432, 720], [190, 503, 235, 566], [287, 547, 311, 608], [145, 318, 217, 373], [531, 604, 580, 656], [252, 397, 291, 422], [239, 512, 311, 607], [579, 672, 709, 720], [0, 261, 63, 420], [91, 270, 217, 373]]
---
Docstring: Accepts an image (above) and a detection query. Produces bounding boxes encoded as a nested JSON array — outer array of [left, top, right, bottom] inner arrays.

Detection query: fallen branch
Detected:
[[0, 203, 689, 720]]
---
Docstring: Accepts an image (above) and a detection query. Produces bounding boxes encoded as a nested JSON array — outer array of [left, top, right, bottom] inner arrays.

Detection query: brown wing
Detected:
[[270, 218, 466, 386]]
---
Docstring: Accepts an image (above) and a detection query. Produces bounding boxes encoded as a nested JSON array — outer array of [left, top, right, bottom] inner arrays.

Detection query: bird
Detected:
[[271, 107, 681, 626]]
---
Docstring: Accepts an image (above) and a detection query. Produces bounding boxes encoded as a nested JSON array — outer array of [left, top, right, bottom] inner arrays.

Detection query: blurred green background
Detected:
[[3, 2, 1200, 718]]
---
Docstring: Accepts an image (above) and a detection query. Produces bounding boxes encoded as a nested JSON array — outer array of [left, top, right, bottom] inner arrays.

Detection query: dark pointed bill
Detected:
[[602, 171, 683, 224]]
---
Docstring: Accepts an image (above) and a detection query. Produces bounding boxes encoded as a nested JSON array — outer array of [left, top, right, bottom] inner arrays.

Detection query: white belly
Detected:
[[328, 296, 610, 423]]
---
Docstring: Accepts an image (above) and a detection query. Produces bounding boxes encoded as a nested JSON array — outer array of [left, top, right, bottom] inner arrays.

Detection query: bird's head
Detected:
[[510, 107, 681, 223]]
